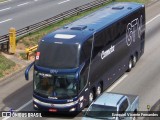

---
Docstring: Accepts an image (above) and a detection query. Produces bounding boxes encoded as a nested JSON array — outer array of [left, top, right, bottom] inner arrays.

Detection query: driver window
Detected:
[[79, 75, 87, 91], [119, 99, 129, 114]]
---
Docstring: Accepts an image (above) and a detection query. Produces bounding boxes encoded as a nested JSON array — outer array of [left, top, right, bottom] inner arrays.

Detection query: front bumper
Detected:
[[33, 97, 78, 112]]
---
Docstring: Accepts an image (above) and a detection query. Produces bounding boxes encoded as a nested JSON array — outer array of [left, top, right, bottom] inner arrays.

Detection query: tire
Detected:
[[127, 58, 133, 72], [132, 54, 137, 67], [88, 90, 94, 105], [96, 83, 102, 97]]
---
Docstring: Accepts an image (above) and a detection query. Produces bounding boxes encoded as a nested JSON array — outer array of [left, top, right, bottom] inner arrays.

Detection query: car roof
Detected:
[[93, 92, 125, 107], [42, 2, 143, 45]]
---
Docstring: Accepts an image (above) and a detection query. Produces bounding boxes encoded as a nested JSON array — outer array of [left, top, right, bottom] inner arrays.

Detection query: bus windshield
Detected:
[[35, 42, 80, 69], [33, 71, 77, 99]]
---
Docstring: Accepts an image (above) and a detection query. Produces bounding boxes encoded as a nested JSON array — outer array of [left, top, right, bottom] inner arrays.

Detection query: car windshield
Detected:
[[33, 71, 77, 99], [35, 42, 80, 69], [85, 104, 117, 119]]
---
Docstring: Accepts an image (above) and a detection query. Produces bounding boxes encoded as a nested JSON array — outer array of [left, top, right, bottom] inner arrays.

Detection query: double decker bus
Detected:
[[25, 2, 145, 112]]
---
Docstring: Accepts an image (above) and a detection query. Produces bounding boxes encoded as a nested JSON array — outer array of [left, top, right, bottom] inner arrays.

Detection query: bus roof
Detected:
[[42, 2, 144, 44]]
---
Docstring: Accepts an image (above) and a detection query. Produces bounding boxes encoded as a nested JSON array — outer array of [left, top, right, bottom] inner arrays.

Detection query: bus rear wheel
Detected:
[[127, 58, 133, 72]]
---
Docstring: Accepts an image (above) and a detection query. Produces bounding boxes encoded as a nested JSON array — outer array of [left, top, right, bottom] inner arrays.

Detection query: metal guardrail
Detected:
[[0, 35, 9, 51], [0, 0, 110, 52], [25, 45, 38, 59]]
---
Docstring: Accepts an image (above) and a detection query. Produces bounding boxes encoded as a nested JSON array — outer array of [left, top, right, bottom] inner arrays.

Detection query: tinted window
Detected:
[[119, 99, 129, 114], [35, 42, 79, 69], [80, 39, 92, 63]]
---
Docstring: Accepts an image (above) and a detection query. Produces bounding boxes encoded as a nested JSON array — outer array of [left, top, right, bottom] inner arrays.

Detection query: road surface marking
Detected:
[[146, 14, 160, 25], [0, 7, 11, 12], [58, 0, 70, 5], [0, 18, 12, 24], [0, 0, 11, 4], [17, 2, 29, 7], [2, 100, 32, 120], [107, 74, 128, 92], [16, 99, 32, 111]]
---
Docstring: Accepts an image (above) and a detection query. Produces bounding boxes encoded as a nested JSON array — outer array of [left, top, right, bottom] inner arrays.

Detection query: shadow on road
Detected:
[[1, 82, 33, 111]]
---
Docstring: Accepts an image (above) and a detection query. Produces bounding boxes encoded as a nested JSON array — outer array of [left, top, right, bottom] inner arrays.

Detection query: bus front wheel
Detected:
[[89, 90, 94, 105], [127, 58, 133, 72], [96, 83, 102, 97]]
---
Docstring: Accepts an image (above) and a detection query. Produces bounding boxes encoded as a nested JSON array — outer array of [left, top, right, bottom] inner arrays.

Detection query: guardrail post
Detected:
[[25, 48, 29, 60], [9, 27, 16, 54]]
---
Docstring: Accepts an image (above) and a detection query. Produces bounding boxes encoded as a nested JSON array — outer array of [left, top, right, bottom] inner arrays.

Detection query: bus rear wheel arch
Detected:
[[88, 90, 94, 105]]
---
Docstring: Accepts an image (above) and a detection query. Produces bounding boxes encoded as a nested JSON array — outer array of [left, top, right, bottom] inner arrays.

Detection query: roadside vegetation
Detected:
[[0, 0, 6, 2], [0, 54, 16, 78]]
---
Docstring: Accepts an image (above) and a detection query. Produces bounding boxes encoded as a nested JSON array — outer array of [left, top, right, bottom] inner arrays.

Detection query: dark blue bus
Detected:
[[25, 2, 145, 112]]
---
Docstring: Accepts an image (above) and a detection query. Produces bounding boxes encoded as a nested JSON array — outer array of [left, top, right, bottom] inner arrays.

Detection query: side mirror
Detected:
[[25, 62, 34, 80]]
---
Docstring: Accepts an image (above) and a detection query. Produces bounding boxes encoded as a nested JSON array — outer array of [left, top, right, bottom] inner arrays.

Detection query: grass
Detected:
[[0, 0, 6, 2], [0, 54, 16, 78]]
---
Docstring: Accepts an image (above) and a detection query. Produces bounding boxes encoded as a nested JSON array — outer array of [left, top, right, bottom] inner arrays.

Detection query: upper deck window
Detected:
[[35, 42, 80, 69]]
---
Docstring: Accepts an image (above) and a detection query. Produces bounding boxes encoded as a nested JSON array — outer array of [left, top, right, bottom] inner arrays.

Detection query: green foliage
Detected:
[[0, 54, 16, 78]]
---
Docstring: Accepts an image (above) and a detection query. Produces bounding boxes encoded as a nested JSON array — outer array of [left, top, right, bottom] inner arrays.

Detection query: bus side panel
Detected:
[[87, 6, 145, 92]]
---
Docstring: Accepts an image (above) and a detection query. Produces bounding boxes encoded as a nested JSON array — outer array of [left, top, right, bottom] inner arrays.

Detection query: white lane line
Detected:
[[16, 99, 32, 111], [58, 0, 70, 5], [0, 7, 11, 12], [146, 14, 160, 25], [2, 100, 32, 120], [0, 18, 12, 24], [17, 2, 29, 7], [0, 0, 11, 4], [107, 74, 128, 92]]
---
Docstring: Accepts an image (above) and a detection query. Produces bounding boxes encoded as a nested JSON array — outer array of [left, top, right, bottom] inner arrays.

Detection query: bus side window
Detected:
[[79, 75, 87, 91], [80, 40, 92, 64]]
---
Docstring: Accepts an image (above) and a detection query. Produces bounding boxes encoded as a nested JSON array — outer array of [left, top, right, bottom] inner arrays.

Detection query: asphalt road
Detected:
[[0, 0, 160, 120], [0, 0, 95, 35]]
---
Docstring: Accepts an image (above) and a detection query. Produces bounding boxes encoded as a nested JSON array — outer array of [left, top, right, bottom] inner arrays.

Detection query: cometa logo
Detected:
[[101, 45, 115, 59]]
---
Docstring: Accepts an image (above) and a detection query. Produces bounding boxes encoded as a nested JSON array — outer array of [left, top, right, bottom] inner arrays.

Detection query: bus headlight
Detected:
[[33, 97, 39, 103], [34, 104, 38, 108], [69, 107, 76, 112]]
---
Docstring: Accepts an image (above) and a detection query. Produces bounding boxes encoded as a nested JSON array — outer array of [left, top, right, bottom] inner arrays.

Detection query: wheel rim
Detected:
[[133, 56, 137, 64], [129, 59, 132, 69], [89, 92, 93, 103], [97, 85, 101, 96]]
